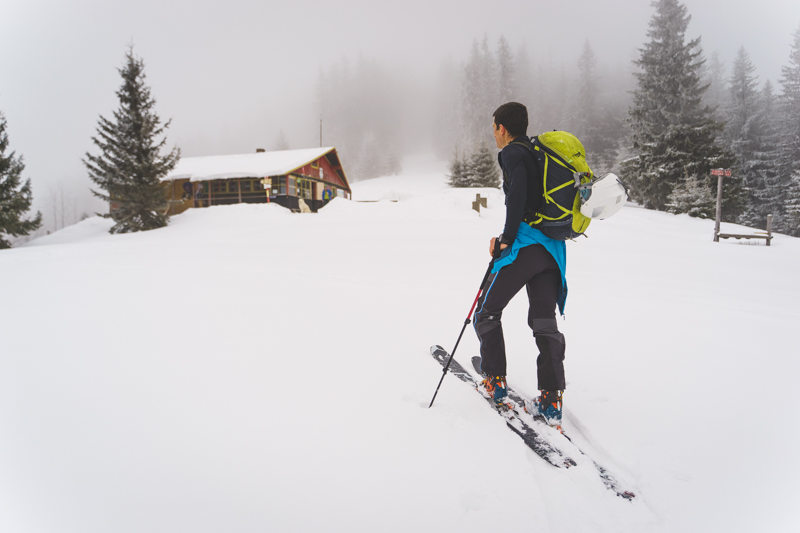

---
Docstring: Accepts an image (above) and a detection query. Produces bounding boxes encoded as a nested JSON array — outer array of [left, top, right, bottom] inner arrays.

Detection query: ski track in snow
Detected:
[[1, 154, 799, 532]]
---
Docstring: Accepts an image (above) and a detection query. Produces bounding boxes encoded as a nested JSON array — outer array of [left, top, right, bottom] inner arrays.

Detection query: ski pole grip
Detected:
[[492, 237, 503, 259]]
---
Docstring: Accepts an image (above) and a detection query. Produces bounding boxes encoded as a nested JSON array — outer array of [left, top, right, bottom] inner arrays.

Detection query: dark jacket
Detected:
[[498, 137, 543, 244]]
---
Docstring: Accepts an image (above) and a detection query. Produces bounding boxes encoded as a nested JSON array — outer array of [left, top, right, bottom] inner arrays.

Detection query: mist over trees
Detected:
[[5, 0, 800, 242], [316, 57, 403, 181], [621, 0, 736, 217]]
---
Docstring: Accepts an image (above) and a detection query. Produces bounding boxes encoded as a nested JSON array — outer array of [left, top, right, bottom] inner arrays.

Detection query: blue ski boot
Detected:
[[478, 375, 509, 409], [526, 390, 563, 432]]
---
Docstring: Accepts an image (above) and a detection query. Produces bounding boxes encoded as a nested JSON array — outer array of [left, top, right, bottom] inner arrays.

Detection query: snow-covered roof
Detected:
[[163, 147, 337, 182]]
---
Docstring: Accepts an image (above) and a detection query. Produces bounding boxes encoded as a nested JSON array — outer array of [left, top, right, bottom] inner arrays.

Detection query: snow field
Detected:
[[1, 154, 799, 532]]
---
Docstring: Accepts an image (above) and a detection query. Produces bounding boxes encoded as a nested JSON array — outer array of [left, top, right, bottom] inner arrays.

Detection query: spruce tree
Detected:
[[496, 36, 516, 103], [745, 80, 784, 229], [724, 47, 763, 226], [784, 171, 800, 234], [702, 51, 727, 119], [84, 47, 180, 234], [447, 149, 470, 187], [666, 173, 715, 218], [621, 0, 735, 215], [575, 41, 620, 175], [777, 27, 800, 235], [0, 113, 42, 248], [468, 143, 501, 188], [461, 36, 498, 148]]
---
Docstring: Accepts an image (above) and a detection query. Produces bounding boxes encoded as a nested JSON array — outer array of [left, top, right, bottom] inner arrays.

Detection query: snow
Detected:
[[163, 147, 337, 181], [1, 153, 799, 532]]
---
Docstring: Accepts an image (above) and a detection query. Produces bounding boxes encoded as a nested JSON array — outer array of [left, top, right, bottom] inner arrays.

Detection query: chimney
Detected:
[[256, 148, 265, 153]]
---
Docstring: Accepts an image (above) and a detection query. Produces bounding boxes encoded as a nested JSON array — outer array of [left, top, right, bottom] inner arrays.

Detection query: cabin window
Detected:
[[229, 180, 238, 193], [296, 178, 311, 199], [311, 160, 319, 169], [241, 180, 252, 193], [272, 176, 286, 195], [288, 177, 295, 197], [212, 180, 226, 193]]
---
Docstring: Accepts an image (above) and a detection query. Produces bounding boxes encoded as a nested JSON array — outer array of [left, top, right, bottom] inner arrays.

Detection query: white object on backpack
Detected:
[[578, 173, 629, 220]]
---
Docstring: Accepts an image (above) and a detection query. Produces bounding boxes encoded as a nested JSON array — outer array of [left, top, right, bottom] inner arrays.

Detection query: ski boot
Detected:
[[478, 375, 510, 410], [526, 390, 563, 432]]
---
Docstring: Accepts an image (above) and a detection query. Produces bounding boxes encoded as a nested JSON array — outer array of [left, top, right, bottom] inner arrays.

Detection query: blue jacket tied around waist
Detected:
[[492, 224, 568, 315]]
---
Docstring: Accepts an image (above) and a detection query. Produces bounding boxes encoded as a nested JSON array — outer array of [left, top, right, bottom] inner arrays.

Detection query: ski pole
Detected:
[[428, 253, 498, 409]]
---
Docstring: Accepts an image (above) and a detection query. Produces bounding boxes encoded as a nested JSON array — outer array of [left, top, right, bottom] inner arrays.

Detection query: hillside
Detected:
[[1, 155, 799, 532]]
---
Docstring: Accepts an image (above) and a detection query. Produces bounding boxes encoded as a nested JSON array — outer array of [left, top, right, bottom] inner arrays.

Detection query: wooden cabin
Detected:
[[162, 147, 351, 215]]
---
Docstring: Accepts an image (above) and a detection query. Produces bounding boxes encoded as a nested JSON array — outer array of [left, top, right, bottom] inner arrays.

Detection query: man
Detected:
[[473, 102, 568, 430]]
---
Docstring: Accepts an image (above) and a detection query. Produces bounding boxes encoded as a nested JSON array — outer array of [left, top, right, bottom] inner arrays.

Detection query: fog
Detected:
[[1, 0, 799, 233]]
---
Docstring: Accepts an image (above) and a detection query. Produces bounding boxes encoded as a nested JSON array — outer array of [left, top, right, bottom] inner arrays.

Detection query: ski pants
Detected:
[[473, 244, 566, 391]]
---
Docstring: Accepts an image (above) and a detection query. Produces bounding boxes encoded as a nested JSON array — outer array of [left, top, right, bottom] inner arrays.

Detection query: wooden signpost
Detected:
[[260, 178, 272, 204], [472, 193, 487, 213], [712, 168, 732, 243]]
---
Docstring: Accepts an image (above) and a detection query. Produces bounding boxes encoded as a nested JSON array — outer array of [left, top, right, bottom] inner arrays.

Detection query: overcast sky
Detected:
[[2, 0, 799, 227]]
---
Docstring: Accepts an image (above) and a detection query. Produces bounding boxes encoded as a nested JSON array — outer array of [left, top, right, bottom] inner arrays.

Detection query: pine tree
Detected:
[[575, 41, 620, 175], [777, 27, 800, 235], [447, 149, 470, 187], [724, 47, 763, 226], [467, 143, 501, 188], [702, 51, 727, 119], [784, 171, 800, 234], [273, 130, 290, 151], [621, 0, 735, 216], [667, 172, 715, 218], [514, 44, 534, 110], [460, 36, 498, 148], [0, 113, 42, 248], [744, 80, 784, 229], [496, 36, 516, 103], [84, 48, 180, 233]]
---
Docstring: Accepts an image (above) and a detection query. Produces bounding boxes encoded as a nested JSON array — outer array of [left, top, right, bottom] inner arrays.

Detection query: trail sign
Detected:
[[712, 169, 733, 242]]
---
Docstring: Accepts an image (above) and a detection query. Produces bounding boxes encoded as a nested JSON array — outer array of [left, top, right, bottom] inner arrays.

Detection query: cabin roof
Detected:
[[163, 147, 339, 182]]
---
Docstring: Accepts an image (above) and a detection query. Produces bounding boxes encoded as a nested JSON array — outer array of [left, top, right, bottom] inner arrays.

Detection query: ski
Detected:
[[468, 354, 636, 501], [430, 345, 576, 469]]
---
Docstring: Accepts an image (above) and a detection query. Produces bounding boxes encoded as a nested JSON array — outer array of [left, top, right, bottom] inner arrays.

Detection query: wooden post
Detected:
[[237, 178, 242, 203], [472, 194, 481, 213], [767, 214, 773, 247], [713, 174, 724, 242]]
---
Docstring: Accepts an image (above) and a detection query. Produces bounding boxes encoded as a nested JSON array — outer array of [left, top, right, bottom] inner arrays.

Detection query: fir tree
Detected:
[[575, 41, 620, 175], [467, 143, 501, 188], [744, 80, 784, 229], [621, 0, 736, 216], [777, 27, 800, 235], [273, 130, 290, 151], [784, 171, 800, 234], [84, 47, 180, 233], [447, 149, 470, 187], [460, 36, 498, 148], [667, 172, 715, 218], [514, 44, 534, 110], [702, 51, 727, 119], [0, 113, 42, 248], [724, 47, 763, 226], [496, 36, 516, 103]]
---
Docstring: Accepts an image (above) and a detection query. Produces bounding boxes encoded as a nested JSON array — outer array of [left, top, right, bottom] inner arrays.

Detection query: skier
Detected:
[[475, 102, 568, 430]]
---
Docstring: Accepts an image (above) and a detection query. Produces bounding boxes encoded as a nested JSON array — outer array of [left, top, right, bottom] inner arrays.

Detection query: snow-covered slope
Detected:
[[2, 154, 799, 532]]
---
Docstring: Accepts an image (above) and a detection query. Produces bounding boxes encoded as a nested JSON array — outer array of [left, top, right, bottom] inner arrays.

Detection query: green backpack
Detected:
[[516, 131, 594, 240]]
